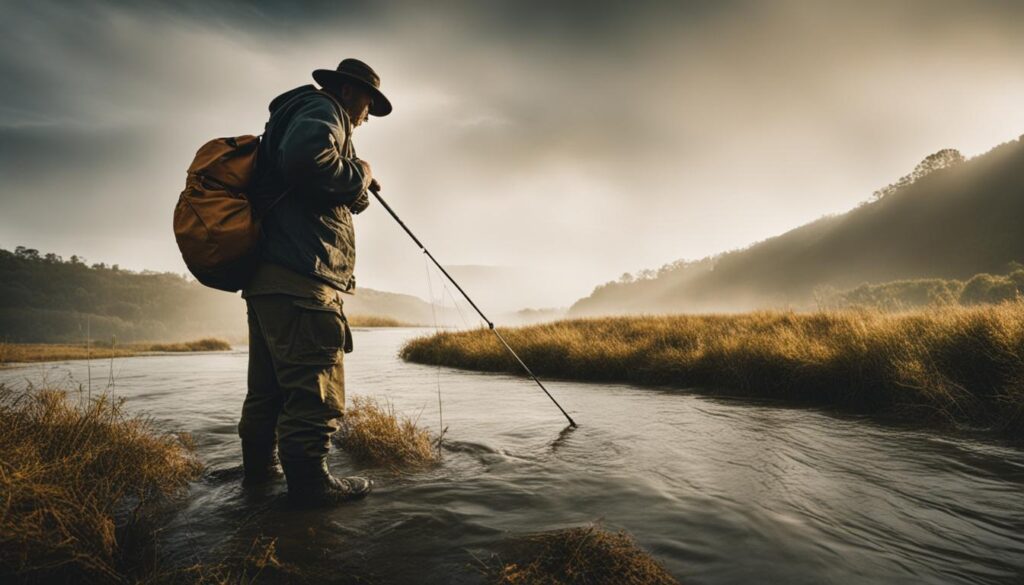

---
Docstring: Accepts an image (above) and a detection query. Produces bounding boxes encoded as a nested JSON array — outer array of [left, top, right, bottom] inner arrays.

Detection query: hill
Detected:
[[0, 247, 435, 343], [571, 136, 1024, 316]]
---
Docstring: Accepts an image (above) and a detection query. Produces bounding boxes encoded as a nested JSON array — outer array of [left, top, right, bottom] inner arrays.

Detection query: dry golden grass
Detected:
[[401, 303, 1024, 436], [336, 396, 440, 470], [0, 342, 136, 365], [0, 385, 203, 583], [0, 337, 232, 366], [490, 525, 680, 585], [145, 338, 232, 352], [346, 314, 415, 327]]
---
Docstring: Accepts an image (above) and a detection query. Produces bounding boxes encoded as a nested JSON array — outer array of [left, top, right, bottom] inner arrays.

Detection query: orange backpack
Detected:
[[173, 135, 279, 292]]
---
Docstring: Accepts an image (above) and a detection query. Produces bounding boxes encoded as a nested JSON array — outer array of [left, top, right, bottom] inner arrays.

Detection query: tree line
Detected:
[[0, 247, 244, 343]]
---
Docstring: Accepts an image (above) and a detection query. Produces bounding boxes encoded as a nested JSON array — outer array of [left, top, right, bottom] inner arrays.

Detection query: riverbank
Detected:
[[401, 303, 1024, 437], [0, 337, 232, 366]]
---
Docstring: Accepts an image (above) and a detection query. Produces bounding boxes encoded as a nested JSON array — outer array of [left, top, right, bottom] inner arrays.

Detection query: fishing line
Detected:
[[423, 253, 446, 456], [372, 188, 577, 428]]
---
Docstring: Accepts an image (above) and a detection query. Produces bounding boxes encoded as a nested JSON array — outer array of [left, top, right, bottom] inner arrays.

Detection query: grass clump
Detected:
[[336, 396, 440, 470], [401, 303, 1024, 436], [0, 385, 203, 583], [489, 525, 680, 585]]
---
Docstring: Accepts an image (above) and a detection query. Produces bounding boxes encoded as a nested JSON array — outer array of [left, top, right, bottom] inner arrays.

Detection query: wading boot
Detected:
[[241, 440, 283, 487], [282, 458, 372, 507]]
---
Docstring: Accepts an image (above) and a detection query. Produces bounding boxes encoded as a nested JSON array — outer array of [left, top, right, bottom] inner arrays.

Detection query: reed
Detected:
[[490, 525, 680, 585], [335, 396, 440, 469], [0, 385, 203, 583], [401, 303, 1024, 436]]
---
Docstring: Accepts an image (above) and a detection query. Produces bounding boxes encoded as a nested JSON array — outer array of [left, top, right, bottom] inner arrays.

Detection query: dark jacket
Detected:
[[251, 85, 371, 293]]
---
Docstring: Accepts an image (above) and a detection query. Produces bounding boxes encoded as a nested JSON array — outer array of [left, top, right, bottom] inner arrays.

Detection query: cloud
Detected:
[[2, 0, 1024, 306]]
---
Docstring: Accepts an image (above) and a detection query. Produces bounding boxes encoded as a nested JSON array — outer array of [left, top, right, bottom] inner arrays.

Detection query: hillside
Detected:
[[0, 248, 435, 343], [571, 136, 1024, 316]]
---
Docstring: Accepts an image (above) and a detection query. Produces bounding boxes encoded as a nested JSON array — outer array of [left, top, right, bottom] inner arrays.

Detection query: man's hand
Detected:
[[348, 158, 376, 214]]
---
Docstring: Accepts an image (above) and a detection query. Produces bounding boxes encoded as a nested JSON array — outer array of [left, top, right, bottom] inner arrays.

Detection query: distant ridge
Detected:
[[571, 135, 1024, 316], [0, 248, 437, 343]]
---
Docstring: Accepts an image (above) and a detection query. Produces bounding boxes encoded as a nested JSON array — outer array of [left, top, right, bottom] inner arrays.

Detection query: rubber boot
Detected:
[[241, 440, 283, 487], [282, 458, 372, 507]]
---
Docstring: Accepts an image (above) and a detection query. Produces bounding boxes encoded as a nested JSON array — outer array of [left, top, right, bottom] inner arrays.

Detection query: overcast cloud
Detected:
[[2, 0, 1024, 311]]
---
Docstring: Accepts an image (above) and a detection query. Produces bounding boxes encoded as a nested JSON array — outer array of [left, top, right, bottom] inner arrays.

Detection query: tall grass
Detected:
[[0, 385, 203, 583], [401, 303, 1024, 436]]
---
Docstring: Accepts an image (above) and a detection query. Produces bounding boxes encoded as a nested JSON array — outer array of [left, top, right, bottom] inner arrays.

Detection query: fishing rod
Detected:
[[369, 187, 578, 428]]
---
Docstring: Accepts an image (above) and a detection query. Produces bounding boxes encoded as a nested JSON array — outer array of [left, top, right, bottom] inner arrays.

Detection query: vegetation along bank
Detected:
[[0, 338, 232, 366], [402, 304, 1024, 438]]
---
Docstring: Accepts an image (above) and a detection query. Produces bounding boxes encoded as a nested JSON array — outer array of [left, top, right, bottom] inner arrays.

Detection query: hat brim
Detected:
[[313, 69, 392, 117]]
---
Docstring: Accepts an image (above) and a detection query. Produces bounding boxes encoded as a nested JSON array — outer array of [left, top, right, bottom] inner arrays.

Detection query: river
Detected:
[[2, 328, 1023, 584]]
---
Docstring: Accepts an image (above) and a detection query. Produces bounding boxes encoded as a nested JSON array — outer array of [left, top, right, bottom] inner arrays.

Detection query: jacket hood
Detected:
[[268, 85, 321, 113]]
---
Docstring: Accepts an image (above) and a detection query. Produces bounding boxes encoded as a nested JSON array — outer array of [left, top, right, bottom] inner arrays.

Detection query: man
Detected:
[[238, 58, 392, 507]]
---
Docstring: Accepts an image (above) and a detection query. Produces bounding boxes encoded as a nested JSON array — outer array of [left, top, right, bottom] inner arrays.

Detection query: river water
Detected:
[[2, 328, 1023, 584]]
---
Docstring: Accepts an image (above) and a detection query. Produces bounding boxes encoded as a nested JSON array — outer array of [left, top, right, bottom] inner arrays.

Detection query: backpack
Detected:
[[173, 135, 279, 292]]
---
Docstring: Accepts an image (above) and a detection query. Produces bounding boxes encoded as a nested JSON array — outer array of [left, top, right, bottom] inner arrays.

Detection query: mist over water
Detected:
[[3, 328, 1022, 584]]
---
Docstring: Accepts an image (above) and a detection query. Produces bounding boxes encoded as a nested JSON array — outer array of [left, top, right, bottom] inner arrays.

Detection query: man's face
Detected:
[[341, 84, 373, 128]]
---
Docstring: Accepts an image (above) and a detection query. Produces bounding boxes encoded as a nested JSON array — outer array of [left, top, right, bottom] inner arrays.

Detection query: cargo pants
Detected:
[[239, 292, 352, 462]]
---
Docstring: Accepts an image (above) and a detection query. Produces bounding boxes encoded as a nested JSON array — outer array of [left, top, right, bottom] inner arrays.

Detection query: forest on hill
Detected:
[[818, 265, 1024, 310], [0, 247, 437, 343], [0, 247, 245, 343], [571, 136, 1024, 316]]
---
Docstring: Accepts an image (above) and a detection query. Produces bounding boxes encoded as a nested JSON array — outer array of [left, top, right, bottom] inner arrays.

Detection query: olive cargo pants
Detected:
[[239, 293, 351, 462]]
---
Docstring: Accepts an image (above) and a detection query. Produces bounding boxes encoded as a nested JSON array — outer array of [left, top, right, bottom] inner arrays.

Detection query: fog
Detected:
[[2, 0, 1024, 313]]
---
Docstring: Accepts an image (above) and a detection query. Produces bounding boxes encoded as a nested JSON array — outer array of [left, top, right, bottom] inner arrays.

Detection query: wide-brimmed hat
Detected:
[[313, 58, 392, 117]]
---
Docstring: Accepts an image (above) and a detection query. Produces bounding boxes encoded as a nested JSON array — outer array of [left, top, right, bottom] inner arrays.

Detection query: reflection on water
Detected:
[[3, 328, 1023, 584]]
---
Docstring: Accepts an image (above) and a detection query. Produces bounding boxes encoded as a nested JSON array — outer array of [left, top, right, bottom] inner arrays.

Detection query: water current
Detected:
[[2, 328, 1023, 584]]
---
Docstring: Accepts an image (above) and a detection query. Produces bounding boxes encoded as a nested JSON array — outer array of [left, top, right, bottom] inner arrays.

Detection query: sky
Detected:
[[2, 0, 1024, 312]]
